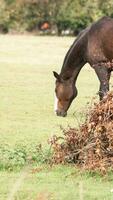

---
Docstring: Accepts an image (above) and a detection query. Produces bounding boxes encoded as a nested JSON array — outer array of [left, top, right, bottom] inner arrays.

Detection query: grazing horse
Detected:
[[53, 16, 113, 117]]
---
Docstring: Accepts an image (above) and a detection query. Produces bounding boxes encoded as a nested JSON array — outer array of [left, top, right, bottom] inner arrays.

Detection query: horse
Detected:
[[53, 16, 113, 117]]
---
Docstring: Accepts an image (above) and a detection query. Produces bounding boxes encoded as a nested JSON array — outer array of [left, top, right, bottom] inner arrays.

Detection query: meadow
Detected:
[[0, 35, 113, 200]]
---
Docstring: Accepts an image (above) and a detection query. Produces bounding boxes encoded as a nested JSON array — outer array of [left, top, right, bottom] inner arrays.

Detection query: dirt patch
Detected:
[[35, 191, 53, 200]]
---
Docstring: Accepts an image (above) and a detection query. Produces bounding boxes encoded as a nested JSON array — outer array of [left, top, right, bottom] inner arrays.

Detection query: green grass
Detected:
[[1, 165, 113, 200], [0, 35, 113, 200], [0, 35, 100, 147]]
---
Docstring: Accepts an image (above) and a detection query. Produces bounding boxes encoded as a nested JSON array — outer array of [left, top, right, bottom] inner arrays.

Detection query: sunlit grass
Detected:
[[0, 35, 104, 147], [0, 35, 113, 200], [1, 165, 113, 200]]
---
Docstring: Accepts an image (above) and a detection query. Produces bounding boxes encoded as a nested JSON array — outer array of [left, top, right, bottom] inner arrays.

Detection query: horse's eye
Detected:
[[65, 98, 70, 101], [59, 98, 62, 101]]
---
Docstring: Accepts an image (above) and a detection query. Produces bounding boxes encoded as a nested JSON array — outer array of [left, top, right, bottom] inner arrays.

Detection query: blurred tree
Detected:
[[0, 0, 113, 34], [98, 0, 113, 16]]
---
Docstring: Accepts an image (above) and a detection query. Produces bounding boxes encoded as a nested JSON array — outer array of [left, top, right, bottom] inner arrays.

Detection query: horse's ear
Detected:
[[53, 71, 60, 81]]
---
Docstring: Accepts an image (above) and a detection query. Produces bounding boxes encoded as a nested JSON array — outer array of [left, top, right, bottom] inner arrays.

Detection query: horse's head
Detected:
[[53, 71, 77, 117]]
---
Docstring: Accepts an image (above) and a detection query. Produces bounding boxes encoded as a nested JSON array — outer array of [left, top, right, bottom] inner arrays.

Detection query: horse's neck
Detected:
[[60, 41, 85, 81]]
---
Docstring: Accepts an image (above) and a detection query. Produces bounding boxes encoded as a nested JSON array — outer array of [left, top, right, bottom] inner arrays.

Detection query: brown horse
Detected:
[[53, 16, 113, 117]]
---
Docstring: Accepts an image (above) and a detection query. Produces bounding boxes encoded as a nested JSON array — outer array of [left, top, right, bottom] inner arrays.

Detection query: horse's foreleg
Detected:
[[94, 66, 111, 100]]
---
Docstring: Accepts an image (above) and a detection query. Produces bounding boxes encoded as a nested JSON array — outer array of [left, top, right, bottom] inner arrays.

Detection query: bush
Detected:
[[49, 92, 113, 174], [0, 0, 113, 35], [0, 143, 52, 171], [0, 145, 26, 170]]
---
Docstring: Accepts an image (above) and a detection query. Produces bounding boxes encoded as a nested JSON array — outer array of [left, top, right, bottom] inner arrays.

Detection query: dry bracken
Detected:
[[50, 92, 113, 173]]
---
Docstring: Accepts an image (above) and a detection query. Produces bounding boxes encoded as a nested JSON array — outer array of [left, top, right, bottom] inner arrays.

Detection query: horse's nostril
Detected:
[[56, 110, 67, 117], [62, 112, 67, 117], [56, 110, 61, 116]]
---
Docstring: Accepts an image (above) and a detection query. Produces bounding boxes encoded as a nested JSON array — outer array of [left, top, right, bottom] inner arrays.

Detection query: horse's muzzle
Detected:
[[55, 110, 67, 117]]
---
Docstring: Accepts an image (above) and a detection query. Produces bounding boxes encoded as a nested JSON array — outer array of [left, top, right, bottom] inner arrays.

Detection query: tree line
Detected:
[[0, 0, 113, 35]]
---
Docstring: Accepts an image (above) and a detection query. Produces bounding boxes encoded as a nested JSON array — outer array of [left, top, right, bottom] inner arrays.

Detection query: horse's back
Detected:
[[87, 17, 113, 64]]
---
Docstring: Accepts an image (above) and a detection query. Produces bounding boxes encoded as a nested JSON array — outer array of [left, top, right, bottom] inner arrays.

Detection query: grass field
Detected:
[[0, 35, 113, 200]]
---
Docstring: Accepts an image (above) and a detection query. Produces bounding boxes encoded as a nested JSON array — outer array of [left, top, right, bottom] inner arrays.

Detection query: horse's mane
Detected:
[[61, 26, 90, 72]]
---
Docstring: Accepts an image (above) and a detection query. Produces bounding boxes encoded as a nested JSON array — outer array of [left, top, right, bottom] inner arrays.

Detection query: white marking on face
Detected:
[[54, 95, 58, 112]]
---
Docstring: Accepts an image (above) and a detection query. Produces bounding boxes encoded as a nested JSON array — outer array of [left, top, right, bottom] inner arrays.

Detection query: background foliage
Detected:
[[1, 0, 113, 35]]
